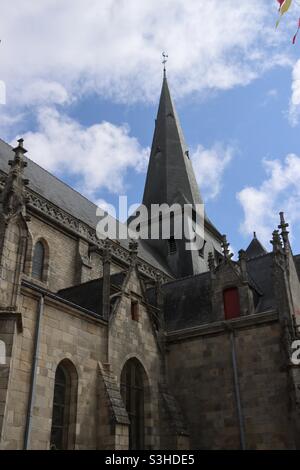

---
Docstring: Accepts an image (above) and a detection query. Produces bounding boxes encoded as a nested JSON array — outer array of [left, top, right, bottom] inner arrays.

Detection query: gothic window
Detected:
[[32, 241, 45, 280], [223, 287, 241, 320], [0, 340, 6, 365], [168, 236, 177, 255], [131, 300, 139, 322], [50, 360, 78, 450], [120, 359, 145, 450]]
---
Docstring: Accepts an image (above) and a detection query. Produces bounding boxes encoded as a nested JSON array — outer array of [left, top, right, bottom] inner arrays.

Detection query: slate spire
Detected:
[[246, 233, 267, 259], [139, 74, 223, 278], [142, 75, 203, 209]]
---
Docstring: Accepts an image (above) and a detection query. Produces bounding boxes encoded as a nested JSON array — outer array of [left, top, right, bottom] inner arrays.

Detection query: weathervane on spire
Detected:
[[162, 52, 168, 77]]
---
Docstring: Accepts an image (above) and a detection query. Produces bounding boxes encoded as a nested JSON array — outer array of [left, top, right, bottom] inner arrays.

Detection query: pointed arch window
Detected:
[[50, 360, 78, 450], [32, 241, 45, 280], [120, 359, 145, 450]]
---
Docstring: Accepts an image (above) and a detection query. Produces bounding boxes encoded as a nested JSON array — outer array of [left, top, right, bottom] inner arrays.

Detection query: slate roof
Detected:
[[57, 246, 300, 331], [142, 75, 203, 210], [0, 138, 171, 276], [57, 272, 126, 316], [55, 246, 300, 333], [246, 253, 275, 313], [161, 272, 213, 331], [141, 76, 221, 238], [246, 234, 268, 259], [160, 252, 276, 332]]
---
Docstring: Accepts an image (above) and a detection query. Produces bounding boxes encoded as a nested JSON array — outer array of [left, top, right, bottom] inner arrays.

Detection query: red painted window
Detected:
[[223, 288, 241, 320]]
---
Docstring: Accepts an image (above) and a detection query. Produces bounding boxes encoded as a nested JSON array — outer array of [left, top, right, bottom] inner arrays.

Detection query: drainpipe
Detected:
[[224, 323, 246, 450], [23, 294, 44, 450], [102, 244, 111, 321]]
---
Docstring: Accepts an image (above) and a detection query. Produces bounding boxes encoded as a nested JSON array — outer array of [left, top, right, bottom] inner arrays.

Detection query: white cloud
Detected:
[[19, 80, 70, 107], [0, 0, 287, 115], [289, 59, 300, 125], [191, 143, 234, 200], [237, 153, 300, 246], [16, 107, 149, 200]]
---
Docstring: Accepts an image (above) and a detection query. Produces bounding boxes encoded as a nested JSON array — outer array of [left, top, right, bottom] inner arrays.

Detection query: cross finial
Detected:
[[278, 212, 289, 238], [162, 52, 168, 78]]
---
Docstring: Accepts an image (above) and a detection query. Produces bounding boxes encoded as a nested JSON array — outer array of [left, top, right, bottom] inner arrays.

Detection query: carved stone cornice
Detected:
[[0, 173, 171, 283]]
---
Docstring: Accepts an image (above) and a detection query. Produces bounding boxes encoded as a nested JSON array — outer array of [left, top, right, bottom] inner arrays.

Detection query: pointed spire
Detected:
[[0, 138, 29, 220], [245, 233, 267, 259], [142, 73, 202, 209], [139, 71, 223, 278]]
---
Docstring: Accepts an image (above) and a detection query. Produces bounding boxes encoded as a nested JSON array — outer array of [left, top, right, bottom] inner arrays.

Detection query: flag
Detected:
[[276, 0, 293, 28]]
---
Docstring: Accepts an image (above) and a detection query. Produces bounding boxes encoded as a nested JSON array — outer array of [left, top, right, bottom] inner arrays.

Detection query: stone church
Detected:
[[0, 73, 300, 450]]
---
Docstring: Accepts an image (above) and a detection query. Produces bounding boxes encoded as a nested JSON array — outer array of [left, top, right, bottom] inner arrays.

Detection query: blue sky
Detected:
[[1, 0, 300, 255]]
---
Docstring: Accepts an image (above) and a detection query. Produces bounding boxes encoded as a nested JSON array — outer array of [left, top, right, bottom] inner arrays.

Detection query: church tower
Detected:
[[138, 71, 223, 279]]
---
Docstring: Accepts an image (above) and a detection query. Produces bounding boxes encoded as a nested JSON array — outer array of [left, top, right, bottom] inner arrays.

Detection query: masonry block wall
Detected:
[[108, 268, 163, 450], [0, 318, 15, 442], [167, 318, 293, 450], [27, 216, 111, 291], [0, 221, 22, 307], [0, 289, 108, 450]]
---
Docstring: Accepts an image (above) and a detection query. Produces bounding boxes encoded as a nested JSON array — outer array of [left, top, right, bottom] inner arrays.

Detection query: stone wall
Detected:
[[0, 318, 15, 442], [0, 221, 23, 308], [26, 214, 122, 292], [108, 267, 163, 450], [167, 317, 293, 450], [0, 289, 108, 450]]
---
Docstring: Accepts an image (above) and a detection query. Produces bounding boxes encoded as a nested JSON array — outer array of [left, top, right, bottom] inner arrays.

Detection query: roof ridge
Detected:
[[58, 271, 126, 293], [163, 270, 210, 287], [246, 252, 272, 262]]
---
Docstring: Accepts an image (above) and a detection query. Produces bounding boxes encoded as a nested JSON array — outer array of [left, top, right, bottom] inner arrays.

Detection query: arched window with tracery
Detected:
[[120, 358, 146, 450], [32, 241, 45, 281], [50, 359, 78, 450]]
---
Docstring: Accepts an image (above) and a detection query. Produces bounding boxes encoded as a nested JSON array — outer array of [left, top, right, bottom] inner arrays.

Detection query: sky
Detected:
[[1, 0, 300, 256]]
